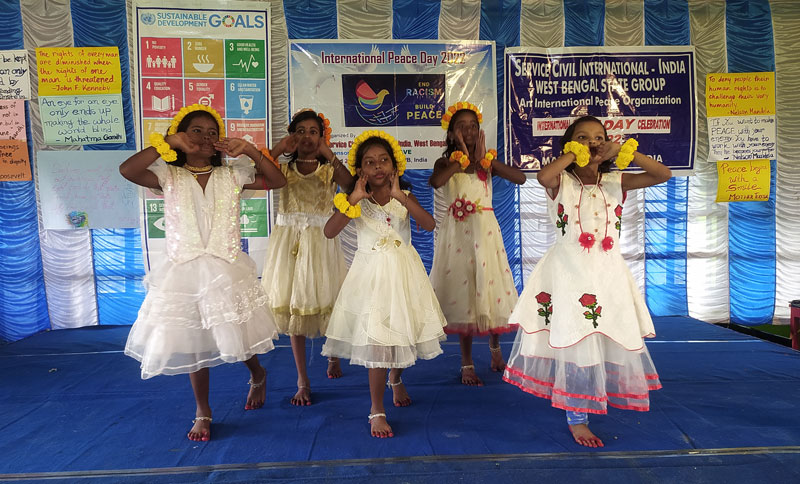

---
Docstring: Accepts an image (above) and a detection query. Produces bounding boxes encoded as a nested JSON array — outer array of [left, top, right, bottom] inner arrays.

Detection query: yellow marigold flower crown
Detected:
[[347, 130, 407, 176], [290, 108, 332, 146], [167, 104, 226, 138], [441, 101, 483, 130]]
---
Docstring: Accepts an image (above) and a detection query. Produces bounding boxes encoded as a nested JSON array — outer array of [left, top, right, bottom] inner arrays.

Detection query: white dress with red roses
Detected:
[[322, 192, 447, 368], [503, 171, 661, 415], [429, 171, 519, 335]]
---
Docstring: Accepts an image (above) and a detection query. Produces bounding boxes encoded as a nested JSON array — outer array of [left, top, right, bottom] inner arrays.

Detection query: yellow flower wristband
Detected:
[[450, 150, 470, 170], [616, 138, 638, 170], [149, 132, 177, 162], [563, 141, 590, 167], [480, 149, 497, 170], [333, 192, 361, 219]]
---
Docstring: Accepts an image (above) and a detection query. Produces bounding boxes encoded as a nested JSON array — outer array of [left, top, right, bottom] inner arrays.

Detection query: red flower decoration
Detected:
[[579, 293, 597, 306], [557, 203, 565, 215], [583, 310, 591, 317], [595, 306, 602, 315], [476, 168, 488, 182], [535, 291, 551, 304], [465, 201, 476, 213], [562, 214, 568, 222], [614, 205, 623, 218], [601, 236, 614, 251], [578, 232, 595, 250]]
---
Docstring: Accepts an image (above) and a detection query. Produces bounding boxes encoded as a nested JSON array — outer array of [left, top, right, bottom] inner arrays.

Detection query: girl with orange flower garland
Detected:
[[502, 116, 671, 448], [260, 109, 354, 406], [429, 102, 526, 386], [120, 104, 286, 442], [322, 131, 447, 438]]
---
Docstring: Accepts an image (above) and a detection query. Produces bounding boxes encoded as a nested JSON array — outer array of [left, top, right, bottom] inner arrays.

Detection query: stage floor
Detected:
[[1, 316, 799, 483]]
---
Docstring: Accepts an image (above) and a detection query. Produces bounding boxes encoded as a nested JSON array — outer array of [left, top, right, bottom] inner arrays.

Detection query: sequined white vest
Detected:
[[162, 165, 241, 264]]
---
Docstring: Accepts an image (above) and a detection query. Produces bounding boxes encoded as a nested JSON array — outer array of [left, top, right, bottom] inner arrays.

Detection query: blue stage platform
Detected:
[[1, 316, 799, 483]]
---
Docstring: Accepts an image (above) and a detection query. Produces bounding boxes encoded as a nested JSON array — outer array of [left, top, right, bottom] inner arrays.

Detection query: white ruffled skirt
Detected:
[[322, 244, 447, 368], [125, 252, 278, 379]]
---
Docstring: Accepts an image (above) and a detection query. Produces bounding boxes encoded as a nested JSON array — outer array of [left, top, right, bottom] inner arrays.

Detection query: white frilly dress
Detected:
[[261, 163, 347, 337], [503, 171, 661, 414], [429, 171, 519, 335], [125, 158, 278, 379], [322, 193, 447, 368]]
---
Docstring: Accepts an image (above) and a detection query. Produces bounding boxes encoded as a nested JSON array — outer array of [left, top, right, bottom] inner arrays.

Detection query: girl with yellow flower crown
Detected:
[[259, 109, 354, 406], [119, 104, 286, 442], [503, 115, 671, 448], [321, 131, 447, 439], [429, 101, 526, 386]]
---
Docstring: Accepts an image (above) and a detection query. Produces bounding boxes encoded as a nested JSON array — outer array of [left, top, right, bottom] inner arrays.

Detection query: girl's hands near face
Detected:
[[452, 129, 469, 154], [316, 137, 334, 161], [274, 133, 299, 155], [389, 171, 404, 200], [165, 132, 200, 154], [476, 129, 487, 161], [214, 138, 251, 157], [594, 141, 620, 164], [350, 175, 371, 204]]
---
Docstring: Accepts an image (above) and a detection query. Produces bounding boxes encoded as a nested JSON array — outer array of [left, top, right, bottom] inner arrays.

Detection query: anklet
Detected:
[[192, 416, 212, 423], [460, 364, 475, 371], [489, 346, 502, 353], [248, 376, 265, 389], [386, 377, 403, 388], [368, 413, 386, 420]]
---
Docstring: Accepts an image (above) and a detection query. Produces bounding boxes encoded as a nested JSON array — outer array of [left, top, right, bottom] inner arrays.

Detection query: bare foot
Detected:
[[188, 416, 211, 442], [388, 379, 411, 407], [291, 385, 311, 406], [327, 358, 343, 379], [368, 413, 394, 438], [460, 364, 483, 386], [490, 348, 506, 372], [569, 424, 604, 448], [245, 366, 267, 410]]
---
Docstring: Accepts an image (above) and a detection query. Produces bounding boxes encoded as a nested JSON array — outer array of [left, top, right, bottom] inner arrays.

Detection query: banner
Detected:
[[132, 0, 272, 272], [706, 72, 776, 161], [289, 41, 496, 170], [506, 46, 697, 174], [36, 150, 139, 229], [0, 50, 31, 100]]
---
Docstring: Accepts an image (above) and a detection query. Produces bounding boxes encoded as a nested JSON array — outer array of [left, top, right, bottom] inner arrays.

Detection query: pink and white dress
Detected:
[[503, 171, 661, 414]]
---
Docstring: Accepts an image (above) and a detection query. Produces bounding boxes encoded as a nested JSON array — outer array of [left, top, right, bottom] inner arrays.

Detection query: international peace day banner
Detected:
[[506, 46, 697, 174], [289, 40, 496, 170], [132, 0, 272, 273]]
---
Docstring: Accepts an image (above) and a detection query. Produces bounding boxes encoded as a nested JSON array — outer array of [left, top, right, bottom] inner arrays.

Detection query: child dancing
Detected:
[[261, 109, 354, 405], [503, 115, 671, 447], [120, 104, 286, 441], [429, 101, 526, 386], [322, 131, 447, 438]]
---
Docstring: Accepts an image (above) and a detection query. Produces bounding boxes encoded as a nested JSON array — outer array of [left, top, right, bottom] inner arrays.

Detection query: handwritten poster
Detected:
[[36, 47, 121, 96], [0, 139, 31, 181], [36, 47, 126, 145], [0, 100, 26, 140], [39, 94, 125, 144], [0, 50, 31, 99], [36, 150, 139, 229], [706, 72, 776, 161], [716, 159, 770, 202]]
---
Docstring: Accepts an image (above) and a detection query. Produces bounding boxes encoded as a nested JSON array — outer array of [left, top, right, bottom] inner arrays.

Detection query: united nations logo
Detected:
[[140, 13, 155, 25]]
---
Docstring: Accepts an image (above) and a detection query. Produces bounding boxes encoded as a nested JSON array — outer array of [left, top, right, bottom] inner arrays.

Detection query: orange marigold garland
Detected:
[[441, 101, 483, 130]]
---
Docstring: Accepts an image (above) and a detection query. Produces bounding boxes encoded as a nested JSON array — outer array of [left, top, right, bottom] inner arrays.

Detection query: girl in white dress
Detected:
[[429, 102, 526, 386], [502, 116, 672, 447], [261, 109, 353, 406], [322, 131, 447, 438], [120, 104, 286, 442]]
